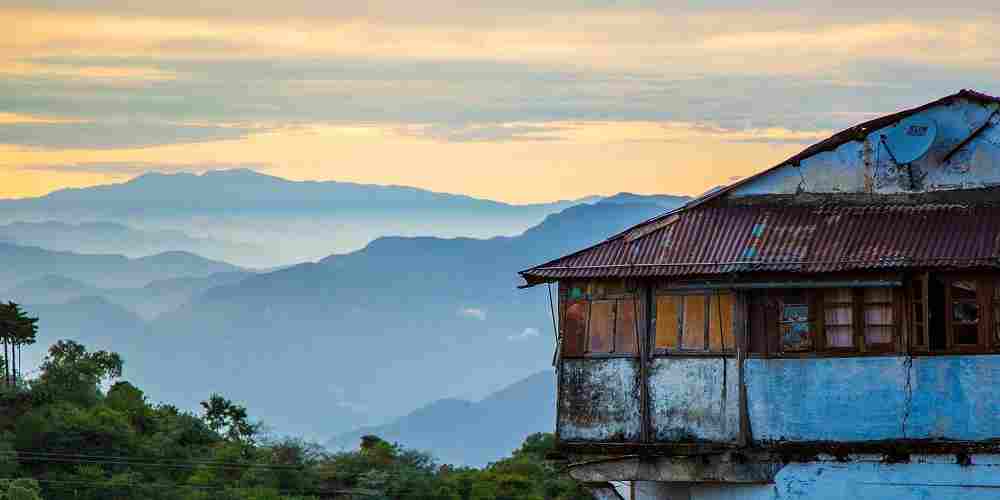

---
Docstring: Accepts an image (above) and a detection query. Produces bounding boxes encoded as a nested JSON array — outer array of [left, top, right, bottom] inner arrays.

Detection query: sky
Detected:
[[3, 1, 999, 203]]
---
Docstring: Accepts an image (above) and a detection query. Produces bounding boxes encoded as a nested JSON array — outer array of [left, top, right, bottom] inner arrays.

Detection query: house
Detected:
[[519, 90, 1000, 500]]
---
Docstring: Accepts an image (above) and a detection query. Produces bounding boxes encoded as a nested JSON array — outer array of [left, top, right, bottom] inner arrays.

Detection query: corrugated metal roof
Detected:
[[520, 205, 1000, 285]]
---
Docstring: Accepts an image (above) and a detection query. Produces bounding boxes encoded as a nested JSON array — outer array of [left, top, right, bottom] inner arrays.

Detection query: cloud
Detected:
[[404, 123, 571, 143], [457, 307, 487, 321], [508, 327, 541, 342], [0, 120, 269, 150], [3, 3, 1000, 201]]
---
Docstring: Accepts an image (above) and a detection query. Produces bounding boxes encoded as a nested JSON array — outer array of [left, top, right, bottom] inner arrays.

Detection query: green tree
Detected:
[[0, 302, 37, 386], [31, 340, 122, 406], [200, 394, 260, 446], [0, 478, 42, 500]]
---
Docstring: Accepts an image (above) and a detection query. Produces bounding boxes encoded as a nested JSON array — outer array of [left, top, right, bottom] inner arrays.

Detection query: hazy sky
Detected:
[[3, 1, 998, 202]]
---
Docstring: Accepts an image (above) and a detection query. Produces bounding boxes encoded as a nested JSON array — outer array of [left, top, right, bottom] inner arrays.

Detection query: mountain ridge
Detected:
[[328, 371, 555, 467], [0, 241, 245, 288]]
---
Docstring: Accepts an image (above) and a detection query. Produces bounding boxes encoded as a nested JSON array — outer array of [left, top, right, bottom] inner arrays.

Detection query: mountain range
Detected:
[[0, 169, 606, 267], [0, 220, 258, 261], [328, 370, 555, 467], [0, 170, 691, 460], [0, 242, 243, 288], [133, 197, 682, 439]]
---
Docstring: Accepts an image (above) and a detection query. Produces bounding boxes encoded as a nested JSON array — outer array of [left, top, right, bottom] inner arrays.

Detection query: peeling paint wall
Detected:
[[746, 355, 1000, 443], [648, 358, 739, 443], [559, 358, 642, 442], [730, 98, 1000, 197], [634, 456, 1000, 500]]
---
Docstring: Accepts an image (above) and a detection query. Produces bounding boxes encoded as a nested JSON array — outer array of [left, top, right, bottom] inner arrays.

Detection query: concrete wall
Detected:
[[559, 358, 642, 442], [729, 97, 1000, 197], [632, 456, 1000, 500], [648, 358, 739, 443], [560, 355, 1000, 445], [746, 355, 1000, 443]]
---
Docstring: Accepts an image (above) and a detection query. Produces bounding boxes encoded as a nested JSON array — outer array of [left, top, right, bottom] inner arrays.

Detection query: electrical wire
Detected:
[[0, 450, 303, 470]]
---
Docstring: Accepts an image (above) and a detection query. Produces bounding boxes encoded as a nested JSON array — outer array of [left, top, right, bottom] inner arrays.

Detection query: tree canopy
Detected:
[[0, 306, 592, 500]]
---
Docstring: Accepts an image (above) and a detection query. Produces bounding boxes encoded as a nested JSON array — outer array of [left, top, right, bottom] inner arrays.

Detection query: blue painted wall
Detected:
[[639, 456, 1000, 500], [560, 355, 1000, 445], [746, 357, 908, 442], [746, 355, 1000, 443]]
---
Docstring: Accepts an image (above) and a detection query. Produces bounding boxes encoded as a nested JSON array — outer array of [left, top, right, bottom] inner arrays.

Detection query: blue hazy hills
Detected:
[[0, 169, 689, 463]]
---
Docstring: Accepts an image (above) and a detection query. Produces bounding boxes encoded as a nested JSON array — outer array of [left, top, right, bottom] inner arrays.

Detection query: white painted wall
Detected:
[[729, 97, 1000, 197]]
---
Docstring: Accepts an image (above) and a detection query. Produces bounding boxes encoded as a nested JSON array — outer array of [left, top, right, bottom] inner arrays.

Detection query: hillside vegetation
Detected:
[[1, 328, 591, 500]]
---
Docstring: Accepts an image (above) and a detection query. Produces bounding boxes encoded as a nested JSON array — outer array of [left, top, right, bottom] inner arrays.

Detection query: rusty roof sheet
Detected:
[[520, 205, 1000, 285]]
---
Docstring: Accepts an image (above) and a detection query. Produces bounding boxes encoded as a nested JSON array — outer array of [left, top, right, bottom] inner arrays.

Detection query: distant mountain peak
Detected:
[[597, 192, 691, 207]]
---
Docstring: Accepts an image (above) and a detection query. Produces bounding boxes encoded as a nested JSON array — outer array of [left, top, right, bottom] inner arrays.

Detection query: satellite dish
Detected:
[[883, 116, 937, 164]]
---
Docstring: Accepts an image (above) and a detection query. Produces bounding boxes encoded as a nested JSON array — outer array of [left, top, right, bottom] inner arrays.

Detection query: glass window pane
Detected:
[[953, 302, 980, 323], [655, 295, 680, 349], [562, 300, 589, 357], [682, 295, 707, 350], [825, 306, 852, 326], [951, 280, 977, 300], [865, 326, 893, 345], [865, 304, 894, 325], [588, 300, 614, 353], [955, 323, 979, 345], [781, 322, 813, 351], [827, 326, 853, 348], [615, 299, 638, 355]]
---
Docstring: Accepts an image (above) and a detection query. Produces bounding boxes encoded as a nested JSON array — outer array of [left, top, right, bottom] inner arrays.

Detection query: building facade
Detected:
[[520, 90, 1000, 500]]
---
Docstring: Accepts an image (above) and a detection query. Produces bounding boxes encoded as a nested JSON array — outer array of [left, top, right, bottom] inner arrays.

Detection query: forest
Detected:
[[0, 302, 592, 500]]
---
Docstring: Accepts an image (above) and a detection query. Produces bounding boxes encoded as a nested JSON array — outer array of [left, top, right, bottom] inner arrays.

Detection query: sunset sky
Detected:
[[3, 1, 998, 203]]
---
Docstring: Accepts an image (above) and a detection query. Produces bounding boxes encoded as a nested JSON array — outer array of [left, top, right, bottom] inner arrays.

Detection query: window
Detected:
[[950, 280, 980, 347], [911, 276, 928, 349], [654, 292, 734, 353], [681, 295, 707, 350], [863, 288, 895, 347], [588, 300, 615, 353], [560, 294, 638, 357], [994, 286, 1000, 345], [562, 300, 589, 357], [780, 302, 813, 352], [749, 287, 903, 356], [823, 288, 854, 349]]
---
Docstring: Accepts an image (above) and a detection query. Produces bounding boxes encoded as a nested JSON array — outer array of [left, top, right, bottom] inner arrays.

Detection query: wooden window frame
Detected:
[[944, 275, 990, 353], [749, 287, 904, 358], [778, 295, 816, 355], [559, 285, 641, 359], [909, 273, 930, 352], [993, 283, 1000, 350], [651, 290, 735, 356], [820, 288, 856, 353], [861, 288, 899, 354]]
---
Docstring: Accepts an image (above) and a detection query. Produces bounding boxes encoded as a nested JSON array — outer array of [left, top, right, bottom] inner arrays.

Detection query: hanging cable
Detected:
[[547, 282, 560, 367]]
